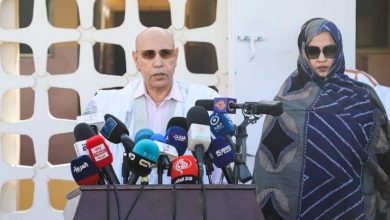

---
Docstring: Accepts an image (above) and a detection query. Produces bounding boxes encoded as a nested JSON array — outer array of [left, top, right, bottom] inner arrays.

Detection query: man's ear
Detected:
[[175, 47, 179, 58], [132, 51, 140, 70], [174, 48, 179, 67]]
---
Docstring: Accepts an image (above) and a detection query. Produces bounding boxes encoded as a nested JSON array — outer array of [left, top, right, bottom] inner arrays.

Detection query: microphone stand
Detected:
[[122, 152, 130, 184], [157, 155, 170, 184], [233, 112, 260, 183], [128, 172, 139, 185], [97, 169, 107, 185], [204, 154, 214, 184]]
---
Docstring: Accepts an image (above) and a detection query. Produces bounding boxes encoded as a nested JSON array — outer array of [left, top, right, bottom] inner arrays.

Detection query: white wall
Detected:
[[0, 0, 357, 218], [230, 0, 356, 170]]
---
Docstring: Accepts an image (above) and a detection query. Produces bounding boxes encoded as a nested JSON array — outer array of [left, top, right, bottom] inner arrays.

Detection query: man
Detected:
[[83, 27, 219, 184], [345, 68, 390, 120]]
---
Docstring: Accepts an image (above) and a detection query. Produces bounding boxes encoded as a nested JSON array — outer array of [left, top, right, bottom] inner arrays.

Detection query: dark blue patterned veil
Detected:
[[254, 18, 379, 220], [294, 18, 376, 219]]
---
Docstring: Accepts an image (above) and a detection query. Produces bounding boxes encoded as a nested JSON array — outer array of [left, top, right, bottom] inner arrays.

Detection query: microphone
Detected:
[[170, 155, 199, 184], [208, 113, 235, 184], [151, 134, 178, 184], [129, 129, 155, 184], [209, 112, 237, 149], [186, 106, 211, 184], [208, 112, 252, 183], [165, 126, 188, 156], [150, 133, 165, 142], [166, 117, 188, 131], [209, 112, 235, 137], [73, 123, 96, 156], [166, 117, 188, 156], [77, 112, 105, 134], [196, 97, 283, 116], [100, 114, 135, 153], [134, 128, 154, 143], [70, 155, 100, 185], [85, 135, 120, 184], [128, 139, 160, 184], [100, 114, 136, 184], [208, 137, 235, 183], [73, 123, 107, 185], [151, 134, 178, 161]]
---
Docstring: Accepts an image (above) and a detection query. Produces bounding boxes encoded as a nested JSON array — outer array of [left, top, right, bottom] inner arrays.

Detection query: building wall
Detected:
[[0, 0, 357, 219], [230, 0, 356, 168]]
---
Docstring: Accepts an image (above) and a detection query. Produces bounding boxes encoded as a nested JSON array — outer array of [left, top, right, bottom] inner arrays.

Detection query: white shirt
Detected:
[[345, 69, 390, 120], [84, 77, 221, 184]]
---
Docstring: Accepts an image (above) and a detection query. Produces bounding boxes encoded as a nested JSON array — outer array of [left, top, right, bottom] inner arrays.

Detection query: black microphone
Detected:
[[167, 117, 188, 131], [186, 106, 211, 184], [101, 114, 135, 153], [73, 122, 96, 156], [196, 98, 283, 116], [100, 114, 136, 184], [127, 139, 160, 185]]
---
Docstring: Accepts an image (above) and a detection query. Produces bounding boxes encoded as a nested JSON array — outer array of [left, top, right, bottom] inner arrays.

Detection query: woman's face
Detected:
[[306, 32, 337, 77]]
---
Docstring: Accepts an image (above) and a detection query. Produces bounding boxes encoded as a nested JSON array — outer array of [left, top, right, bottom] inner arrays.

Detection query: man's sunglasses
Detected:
[[136, 49, 176, 59], [305, 45, 338, 59]]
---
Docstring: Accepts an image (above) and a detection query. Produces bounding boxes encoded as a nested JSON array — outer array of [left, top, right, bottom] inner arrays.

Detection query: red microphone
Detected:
[[86, 135, 119, 184], [170, 155, 199, 184]]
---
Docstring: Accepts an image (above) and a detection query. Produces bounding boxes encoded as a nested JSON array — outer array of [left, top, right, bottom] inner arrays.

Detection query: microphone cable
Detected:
[[125, 184, 145, 220], [112, 184, 122, 220], [105, 184, 122, 220], [106, 184, 110, 220], [173, 184, 177, 220], [201, 184, 208, 220]]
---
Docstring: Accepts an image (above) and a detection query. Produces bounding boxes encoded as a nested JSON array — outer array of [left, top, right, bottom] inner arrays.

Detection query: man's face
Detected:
[[133, 29, 178, 91]]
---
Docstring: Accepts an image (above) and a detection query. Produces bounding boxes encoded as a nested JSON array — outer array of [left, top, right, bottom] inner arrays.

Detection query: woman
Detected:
[[253, 18, 390, 219]]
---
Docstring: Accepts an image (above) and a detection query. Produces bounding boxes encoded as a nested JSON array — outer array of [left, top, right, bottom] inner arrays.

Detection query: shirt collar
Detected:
[[133, 79, 183, 102]]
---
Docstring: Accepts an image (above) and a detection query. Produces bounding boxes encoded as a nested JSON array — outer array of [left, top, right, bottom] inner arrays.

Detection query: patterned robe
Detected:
[[253, 18, 390, 220]]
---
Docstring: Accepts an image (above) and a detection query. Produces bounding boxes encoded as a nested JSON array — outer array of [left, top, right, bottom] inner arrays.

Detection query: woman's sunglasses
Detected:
[[137, 49, 176, 60], [305, 45, 338, 59]]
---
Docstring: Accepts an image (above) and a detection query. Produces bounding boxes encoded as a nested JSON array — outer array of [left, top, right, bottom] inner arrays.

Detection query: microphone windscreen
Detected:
[[134, 128, 154, 143], [85, 135, 113, 169], [166, 117, 188, 131], [214, 97, 237, 114], [208, 137, 235, 168], [100, 114, 129, 144], [209, 113, 235, 137], [170, 155, 198, 184], [186, 106, 210, 128], [70, 155, 99, 185], [150, 134, 166, 143], [153, 141, 178, 161], [74, 123, 96, 141], [186, 106, 211, 152], [165, 126, 187, 156], [195, 99, 214, 111], [132, 139, 160, 163]]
